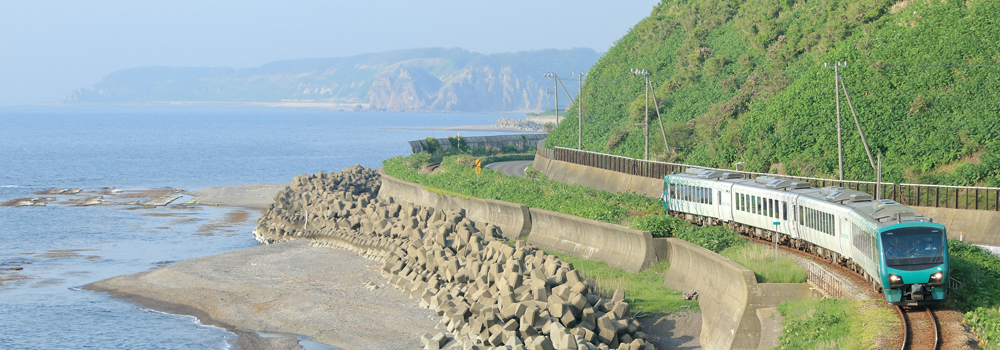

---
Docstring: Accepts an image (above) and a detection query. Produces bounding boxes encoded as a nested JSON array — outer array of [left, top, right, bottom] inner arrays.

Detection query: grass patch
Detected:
[[778, 298, 898, 349], [421, 185, 472, 200], [721, 243, 807, 283], [552, 253, 698, 317]]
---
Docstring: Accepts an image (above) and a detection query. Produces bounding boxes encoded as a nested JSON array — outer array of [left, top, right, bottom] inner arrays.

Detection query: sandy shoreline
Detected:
[[84, 182, 701, 349], [189, 183, 288, 209], [84, 240, 443, 350]]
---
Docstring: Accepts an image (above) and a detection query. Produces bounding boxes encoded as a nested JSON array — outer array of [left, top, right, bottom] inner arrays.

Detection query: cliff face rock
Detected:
[[65, 48, 599, 113]]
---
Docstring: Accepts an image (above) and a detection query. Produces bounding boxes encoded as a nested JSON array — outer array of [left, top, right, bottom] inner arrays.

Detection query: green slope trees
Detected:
[[547, 0, 1000, 185]]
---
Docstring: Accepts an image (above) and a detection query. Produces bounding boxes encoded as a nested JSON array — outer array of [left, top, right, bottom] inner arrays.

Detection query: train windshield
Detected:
[[881, 226, 945, 270]]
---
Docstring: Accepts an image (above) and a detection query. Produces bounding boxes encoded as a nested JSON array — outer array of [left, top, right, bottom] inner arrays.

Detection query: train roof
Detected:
[[667, 169, 935, 227]]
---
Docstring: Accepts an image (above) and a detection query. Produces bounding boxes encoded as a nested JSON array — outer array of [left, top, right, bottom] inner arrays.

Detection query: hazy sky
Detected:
[[0, 1, 659, 105]]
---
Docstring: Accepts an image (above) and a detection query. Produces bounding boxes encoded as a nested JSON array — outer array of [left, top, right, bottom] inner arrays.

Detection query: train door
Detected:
[[790, 196, 802, 240], [839, 211, 851, 261], [717, 184, 733, 222]]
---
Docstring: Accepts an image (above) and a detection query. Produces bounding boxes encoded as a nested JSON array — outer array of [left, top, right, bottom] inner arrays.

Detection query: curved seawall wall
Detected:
[[378, 171, 656, 273], [527, 208, 655, 273], [377, 171, 532, 240], [532, 154, 663, 198]]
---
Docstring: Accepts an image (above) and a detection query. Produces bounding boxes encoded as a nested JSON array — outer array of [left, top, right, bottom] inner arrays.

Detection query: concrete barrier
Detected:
[[915, 206, 1000, 246], [377, 171, 531, 240], [661, 238, 810, 350], [533, 154, 663, 198], [526, 208, 656, 273]]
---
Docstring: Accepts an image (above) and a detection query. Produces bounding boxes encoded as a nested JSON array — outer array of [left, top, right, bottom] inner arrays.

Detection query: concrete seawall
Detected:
[[378, 171, 532, 240], [916, 206, 1000, 246], [526, 208, 656, 273], [533, 154, 663, 198], [661, 238, 810, 350]]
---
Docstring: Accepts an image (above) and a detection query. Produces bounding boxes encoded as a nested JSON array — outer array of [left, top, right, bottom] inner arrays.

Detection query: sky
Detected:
[[0, 1, 659, 105]]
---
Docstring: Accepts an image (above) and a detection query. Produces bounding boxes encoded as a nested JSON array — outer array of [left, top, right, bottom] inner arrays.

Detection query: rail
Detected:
[[538, 146, 1000, 211], [897, 306, 940, 350]]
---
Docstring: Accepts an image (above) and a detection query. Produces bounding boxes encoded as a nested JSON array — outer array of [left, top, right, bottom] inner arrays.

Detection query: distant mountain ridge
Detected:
[[64, 47, 600, 112]]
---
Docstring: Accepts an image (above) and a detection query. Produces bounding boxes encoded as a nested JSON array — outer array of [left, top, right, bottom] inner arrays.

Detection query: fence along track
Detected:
[[543, 146, 1000, 211], [898, 306, 940, 350]]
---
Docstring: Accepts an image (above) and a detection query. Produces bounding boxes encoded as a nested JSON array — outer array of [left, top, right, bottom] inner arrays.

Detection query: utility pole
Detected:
[[824, 62, 847, 180], [632, 68, 651, 160], [839, 75, 877, 172], [574, 72, 586, 150], [648, 79, 670, 156], [876, 154, 882, 199], [544, 72, 559, 124]]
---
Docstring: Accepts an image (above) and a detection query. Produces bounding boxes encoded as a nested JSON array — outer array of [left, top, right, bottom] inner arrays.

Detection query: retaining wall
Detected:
[[378, 171, 531, 240], [526, 208, 656, 273], [533, 154, 663, 198], [661, 238, 810, 350], [916, 206, 1000, 246]]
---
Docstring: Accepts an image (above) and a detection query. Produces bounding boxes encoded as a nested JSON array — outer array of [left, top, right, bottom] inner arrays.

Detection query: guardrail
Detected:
[[803, 260, 866, 299], [538, 146, 1000, 211]]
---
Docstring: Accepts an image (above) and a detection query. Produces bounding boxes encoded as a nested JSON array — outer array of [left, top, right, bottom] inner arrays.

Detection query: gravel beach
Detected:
[[84, 240, 444, 350]]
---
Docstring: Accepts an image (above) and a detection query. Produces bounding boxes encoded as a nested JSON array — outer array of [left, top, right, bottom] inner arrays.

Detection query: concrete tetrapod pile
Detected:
[[253, 166, 653, 350]]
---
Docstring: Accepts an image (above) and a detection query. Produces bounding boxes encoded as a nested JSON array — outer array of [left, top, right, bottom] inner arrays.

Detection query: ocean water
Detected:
[[0, 106, 520, 349]]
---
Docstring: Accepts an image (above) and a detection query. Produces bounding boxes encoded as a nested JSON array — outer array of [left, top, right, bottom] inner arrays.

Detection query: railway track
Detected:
[[897, 306, 940, 350]]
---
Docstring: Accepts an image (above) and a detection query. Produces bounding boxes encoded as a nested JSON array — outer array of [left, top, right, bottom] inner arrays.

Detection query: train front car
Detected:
[[879, 222, 949, 305]]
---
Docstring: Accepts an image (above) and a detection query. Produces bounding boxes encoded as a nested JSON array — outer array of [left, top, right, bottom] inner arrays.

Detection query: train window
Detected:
[[829, 214, 835, 235], [799, 206, 804, 225], [738, 193, 743, 211], [783, 202, 787, 221]]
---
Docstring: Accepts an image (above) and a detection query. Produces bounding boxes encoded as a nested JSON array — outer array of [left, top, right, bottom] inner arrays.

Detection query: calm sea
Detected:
[[0, 105, 520, 349]]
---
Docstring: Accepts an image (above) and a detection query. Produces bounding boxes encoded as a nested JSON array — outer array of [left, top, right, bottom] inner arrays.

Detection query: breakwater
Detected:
[[254, 165, 655, 350]]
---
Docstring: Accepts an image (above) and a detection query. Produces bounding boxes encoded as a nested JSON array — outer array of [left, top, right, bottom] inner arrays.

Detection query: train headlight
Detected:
[[928, 271, 944, 286], [889, 274, 904, 288]]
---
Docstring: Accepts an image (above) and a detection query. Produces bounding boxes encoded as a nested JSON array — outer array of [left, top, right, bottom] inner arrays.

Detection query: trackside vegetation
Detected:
[[777, 298, 897, 349], [948, 240, 1000, 349], [546, 0, 1000, 186]]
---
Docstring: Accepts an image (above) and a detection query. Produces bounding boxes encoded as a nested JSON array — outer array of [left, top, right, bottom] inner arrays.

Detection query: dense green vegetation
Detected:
[[547, 0, 1000, 186], [777, 298, 897, 349], [553, 255, 699, 316], [948, 240, 1000, 349]]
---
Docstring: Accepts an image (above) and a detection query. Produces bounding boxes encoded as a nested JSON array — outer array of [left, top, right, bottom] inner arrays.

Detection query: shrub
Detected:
[[630, 215, 682, 238], [675, 225, 743, 253]]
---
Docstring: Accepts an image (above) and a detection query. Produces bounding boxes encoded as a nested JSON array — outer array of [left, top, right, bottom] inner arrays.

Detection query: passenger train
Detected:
[[662, 168, 948, 305]]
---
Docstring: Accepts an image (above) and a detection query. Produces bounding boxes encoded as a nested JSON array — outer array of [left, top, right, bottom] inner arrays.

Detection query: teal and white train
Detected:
[[662, 168, 948, 305]]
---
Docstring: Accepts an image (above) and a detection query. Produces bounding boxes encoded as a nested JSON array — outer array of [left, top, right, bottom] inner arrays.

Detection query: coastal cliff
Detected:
[[64, 47, 599, 113]]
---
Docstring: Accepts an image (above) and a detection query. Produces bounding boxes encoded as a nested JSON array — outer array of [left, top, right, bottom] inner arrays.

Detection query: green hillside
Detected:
[[547, 0, 1000, 185]]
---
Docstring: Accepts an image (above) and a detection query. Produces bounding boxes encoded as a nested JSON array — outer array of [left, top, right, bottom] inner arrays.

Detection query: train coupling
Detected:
[[907, 283, 928, 301]]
